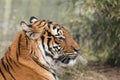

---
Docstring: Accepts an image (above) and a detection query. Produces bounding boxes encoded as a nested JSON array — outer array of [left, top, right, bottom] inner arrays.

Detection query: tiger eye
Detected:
[[53, 26, 56, 30]]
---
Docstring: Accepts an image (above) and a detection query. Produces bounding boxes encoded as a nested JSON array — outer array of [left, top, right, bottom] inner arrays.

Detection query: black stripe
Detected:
[[40, 36, 52, 65], [41, 36, 45, 49], [47, 23, 50, 28], [44, 38, 54, 59], [18, 34, 22, 56], [29, 32, 33, 37], [6, 57, 14, 71], [6, 65, 16, 80], [48, 32, 52, 36], [1, 58, 16, 80], [16, 52, 19, 61], [47, 38, 54, 55], [30, 47, 34, 54], [41, 22, 46, 27], [8, 57, 12, 63], [38, 21, 43, 27], [0, 68, 7, 80], [45, 52, 54, 59], [42, 37, 54, 58], [8, 56, 19, 67], [42, 20, 45, 22], [55, 40, 59, 44], [48, 21, 53, 28], [18, 34, 22, 54], [28, 25, 32, 27], [33, 57, 55, 80], [13, 61, 19, 67], [47, 38, 51, 47], [33, 21, 38, 24], [25, 35, 28, 49], [8, 47, 11, 55], [36, 21, 41, 27], [50, 49, 55, 55], [1, 58, 8, 72], [52, 72, 57, 80], [57, 28, 60, 32], [45, 30, 52, 36], [48, 21, 53, 24], [17, 34, 22, 61]]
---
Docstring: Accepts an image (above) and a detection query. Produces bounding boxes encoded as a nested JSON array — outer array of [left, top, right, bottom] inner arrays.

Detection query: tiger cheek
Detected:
[[35, 33, 41, 39], [59, 41, 65, 50]]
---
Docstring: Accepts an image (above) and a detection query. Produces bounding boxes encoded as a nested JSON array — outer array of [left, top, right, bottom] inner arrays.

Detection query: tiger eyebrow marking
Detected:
[[38, 20, 47, 27], [32, 21, 40, 26], [34, 20, 43, 27], [42, 20, 45, 22], [48, 21, 53, 24], [48, 23, 50, 28], [42, 22, 47, 27], [47, 21, 53, 28], [36, 21, 42, 27], [33, 20, 38, 24]]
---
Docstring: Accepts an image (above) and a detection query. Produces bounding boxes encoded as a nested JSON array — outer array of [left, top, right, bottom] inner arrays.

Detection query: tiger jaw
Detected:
[[39, 41, 78, 67], [56, 52, 78, 66]]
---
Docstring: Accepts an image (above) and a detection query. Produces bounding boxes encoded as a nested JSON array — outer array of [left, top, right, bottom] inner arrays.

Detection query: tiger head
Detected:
[[21, 16, 80, 67]]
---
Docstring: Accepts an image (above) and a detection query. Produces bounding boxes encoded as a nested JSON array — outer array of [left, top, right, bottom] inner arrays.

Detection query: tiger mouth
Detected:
[[57, 52, 78, 64]]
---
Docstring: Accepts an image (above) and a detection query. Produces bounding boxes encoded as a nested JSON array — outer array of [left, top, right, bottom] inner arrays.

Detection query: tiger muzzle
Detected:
[[56, 52, 78, 64]]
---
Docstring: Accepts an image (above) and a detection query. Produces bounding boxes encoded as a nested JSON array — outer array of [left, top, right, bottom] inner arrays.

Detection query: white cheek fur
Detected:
[[68, 59, 76, 66], [57, 59, 77, 67], [51, 28, 57, 35]]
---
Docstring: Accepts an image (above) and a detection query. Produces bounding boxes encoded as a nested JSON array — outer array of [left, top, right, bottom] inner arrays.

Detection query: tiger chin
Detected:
[[55, 52, 78, 67], [0, 16, 80, 80]]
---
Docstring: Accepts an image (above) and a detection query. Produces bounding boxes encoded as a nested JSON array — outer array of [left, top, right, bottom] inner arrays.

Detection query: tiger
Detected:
[[0, 16, 80, 80]]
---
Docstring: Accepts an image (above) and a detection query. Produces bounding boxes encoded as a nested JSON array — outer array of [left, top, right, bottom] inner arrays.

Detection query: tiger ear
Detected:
[[30, 16, 38, 23], [20, 21, 31, 32], [20, 21, 40, 40]]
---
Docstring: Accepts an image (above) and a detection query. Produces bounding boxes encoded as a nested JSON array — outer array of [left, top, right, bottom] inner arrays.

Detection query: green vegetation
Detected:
[[57, 0, 120, 66], [0, 0, 120, 80]]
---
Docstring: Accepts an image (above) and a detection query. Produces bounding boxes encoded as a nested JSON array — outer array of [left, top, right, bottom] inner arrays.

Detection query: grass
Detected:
[[58, 60, 120, 80]]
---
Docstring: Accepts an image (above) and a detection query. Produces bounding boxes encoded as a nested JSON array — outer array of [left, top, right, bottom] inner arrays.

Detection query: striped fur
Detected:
[[0, 17, 80, 80]]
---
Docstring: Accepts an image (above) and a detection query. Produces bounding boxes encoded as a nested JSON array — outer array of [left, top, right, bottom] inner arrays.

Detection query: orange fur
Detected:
[[0, 31, 54, 80], [0, 17, 80, 80]]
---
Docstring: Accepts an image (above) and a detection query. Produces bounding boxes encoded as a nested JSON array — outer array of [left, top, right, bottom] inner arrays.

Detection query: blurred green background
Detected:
[[0, 0, 120, 80]]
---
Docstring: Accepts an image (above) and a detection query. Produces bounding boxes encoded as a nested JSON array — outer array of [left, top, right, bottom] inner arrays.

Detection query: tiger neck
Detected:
[[37, 40, 57, 80], [18, 31, 57, 79], [1, 31, 57, 80]]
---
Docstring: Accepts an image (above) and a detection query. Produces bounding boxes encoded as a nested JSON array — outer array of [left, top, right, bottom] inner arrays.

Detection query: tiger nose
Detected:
[[71, 41, 80, 52], [73, 46, 80, 52], [74, 48, 79, 52]]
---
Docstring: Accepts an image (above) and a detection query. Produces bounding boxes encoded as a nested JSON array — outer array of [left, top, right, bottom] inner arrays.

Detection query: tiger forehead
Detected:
[[31, 20, 47, 27], [30, 19, 64, 34], [36, 20, 62, 27], [31, 20, 52, 27]]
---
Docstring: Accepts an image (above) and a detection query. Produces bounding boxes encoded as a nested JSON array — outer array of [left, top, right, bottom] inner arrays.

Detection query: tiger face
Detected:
[[55, 27, 80, 66], [21, 16, 80, 67]]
